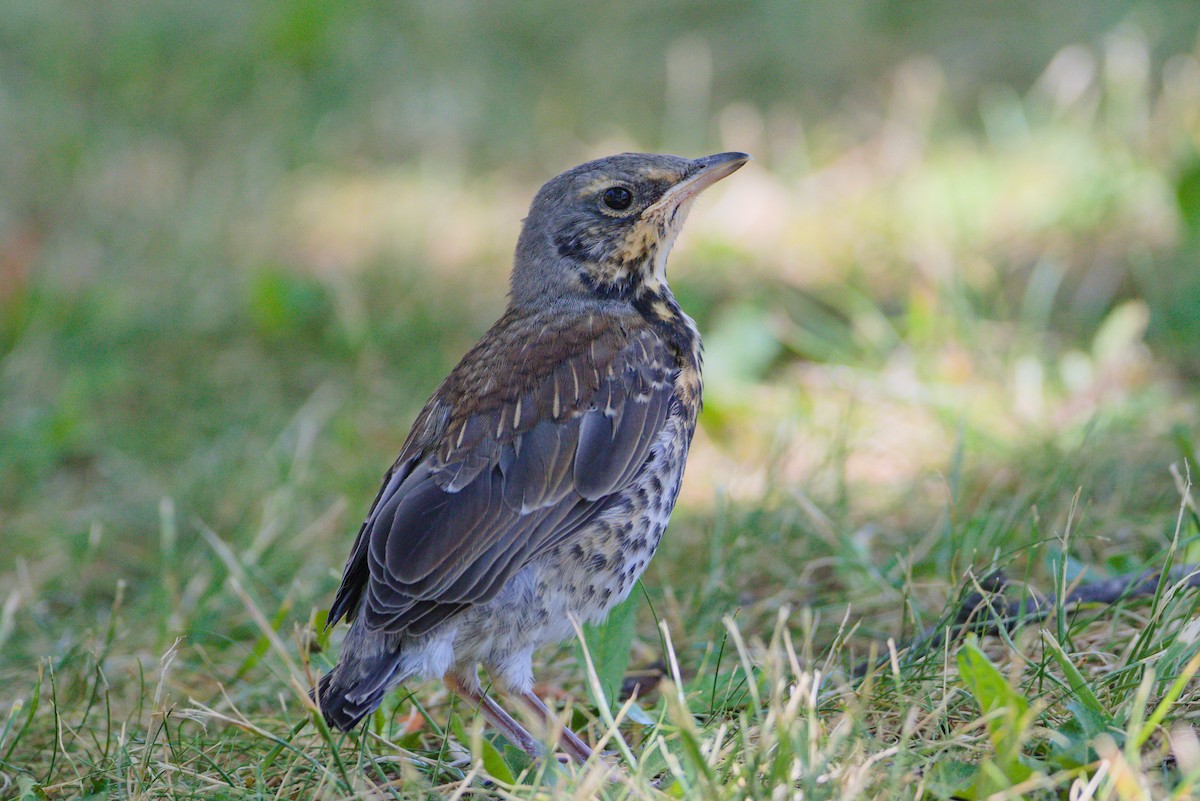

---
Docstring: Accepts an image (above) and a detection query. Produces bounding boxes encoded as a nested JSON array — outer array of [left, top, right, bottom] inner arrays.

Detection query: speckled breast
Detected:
[[451, 396, 695, 675], [538, 396, 693, 623]]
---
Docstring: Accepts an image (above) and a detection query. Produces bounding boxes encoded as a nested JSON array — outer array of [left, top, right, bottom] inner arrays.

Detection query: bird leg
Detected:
[[443, 675, 545, 761], [519, 690, 596, 765]]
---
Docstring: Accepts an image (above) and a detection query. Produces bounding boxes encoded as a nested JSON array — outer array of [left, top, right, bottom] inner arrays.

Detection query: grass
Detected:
[[4, 4, 1200, 799]]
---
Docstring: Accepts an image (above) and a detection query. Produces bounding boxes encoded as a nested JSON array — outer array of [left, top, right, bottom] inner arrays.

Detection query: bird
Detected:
[[315, 151, 749, 763]]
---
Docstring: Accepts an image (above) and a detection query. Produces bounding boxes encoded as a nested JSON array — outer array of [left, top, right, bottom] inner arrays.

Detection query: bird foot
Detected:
[[444, 675, 547, 762], [444, 676, 621, 772], [518, 689, 598, 765]]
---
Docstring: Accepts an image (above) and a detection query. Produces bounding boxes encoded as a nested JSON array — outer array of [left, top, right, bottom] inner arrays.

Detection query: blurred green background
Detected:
[[2, 0, 1200, 786]]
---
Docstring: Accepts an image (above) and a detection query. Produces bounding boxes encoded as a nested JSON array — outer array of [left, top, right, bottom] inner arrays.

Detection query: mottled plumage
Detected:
[[316, 151, 748, 760]]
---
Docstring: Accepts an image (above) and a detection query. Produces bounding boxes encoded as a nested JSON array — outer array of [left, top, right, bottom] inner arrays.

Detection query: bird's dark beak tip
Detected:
[[672, 152, 749, 195], [650, 151, 750, 207], [697, 151, 751, 169]]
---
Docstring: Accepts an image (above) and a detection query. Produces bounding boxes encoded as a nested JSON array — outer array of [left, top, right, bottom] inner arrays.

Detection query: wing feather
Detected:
[[326, 456, 417, 627], [500, 417, 580, 512], [328, 308, 680, 637]]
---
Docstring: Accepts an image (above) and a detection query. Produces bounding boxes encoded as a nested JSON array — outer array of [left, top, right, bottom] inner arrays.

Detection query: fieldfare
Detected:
[[316, 151, 749, 763]]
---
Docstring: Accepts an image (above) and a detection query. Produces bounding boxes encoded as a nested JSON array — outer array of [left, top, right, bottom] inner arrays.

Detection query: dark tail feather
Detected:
[[313, 642, 407, 732]]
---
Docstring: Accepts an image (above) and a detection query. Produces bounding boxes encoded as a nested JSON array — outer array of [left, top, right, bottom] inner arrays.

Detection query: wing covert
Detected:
[[328, 312, 677, 637]]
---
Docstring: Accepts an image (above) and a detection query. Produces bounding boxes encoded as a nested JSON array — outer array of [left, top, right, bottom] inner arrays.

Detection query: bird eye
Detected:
[[602, 186, 633, 211]]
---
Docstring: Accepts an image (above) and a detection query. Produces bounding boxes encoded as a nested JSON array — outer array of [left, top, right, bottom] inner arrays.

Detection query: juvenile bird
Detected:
[[317, 151, 749, 762]]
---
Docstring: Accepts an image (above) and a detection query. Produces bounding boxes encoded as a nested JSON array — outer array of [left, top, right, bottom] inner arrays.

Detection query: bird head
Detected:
[[511, 152, 749, 305]]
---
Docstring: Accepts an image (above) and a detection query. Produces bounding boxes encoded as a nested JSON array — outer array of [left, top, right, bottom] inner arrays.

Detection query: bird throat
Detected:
[[570, 210, 702, 402], [575, 204, 690, 298]]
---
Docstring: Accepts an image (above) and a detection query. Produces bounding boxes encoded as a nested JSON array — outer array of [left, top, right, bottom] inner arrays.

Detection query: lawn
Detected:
[[2, 3, 1200, 799]]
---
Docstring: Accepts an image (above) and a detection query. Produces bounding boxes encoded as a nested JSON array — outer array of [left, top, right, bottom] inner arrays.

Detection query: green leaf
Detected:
[[1042, 631, 1106, 718], [449, 709, 516, 783], [957, 639, 1035, 788], [502, 744, 534, 777], [926, 760, 978, 800], [957, 640, 1026, 719], [623, 699, 656, 725], [1066, 699, 1112, 743], [478, 733, 516, 784], [1176, 157, 1200, 232], [1045, 700, 1108, 768], [16, 776, 47, 801], [449, 711, 469, 746], [578, 591, 639, 711]]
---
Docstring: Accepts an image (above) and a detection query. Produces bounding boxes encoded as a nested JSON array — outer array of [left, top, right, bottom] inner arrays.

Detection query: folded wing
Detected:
[[328, 312, 675, 637]]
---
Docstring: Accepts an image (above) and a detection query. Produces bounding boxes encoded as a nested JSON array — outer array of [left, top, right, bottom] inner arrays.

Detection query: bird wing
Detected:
[[327, 308, 677, 636]]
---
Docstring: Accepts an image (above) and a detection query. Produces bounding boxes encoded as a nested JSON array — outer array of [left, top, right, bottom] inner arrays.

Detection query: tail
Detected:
[[313, 629, 408, 732]]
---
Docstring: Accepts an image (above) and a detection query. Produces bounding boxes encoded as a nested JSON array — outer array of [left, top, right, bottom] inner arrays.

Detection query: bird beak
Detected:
[[646, 152, 750, 214]]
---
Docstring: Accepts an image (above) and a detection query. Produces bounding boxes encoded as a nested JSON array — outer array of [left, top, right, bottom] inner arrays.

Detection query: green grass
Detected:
[[4, 3, 1200, 799]]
